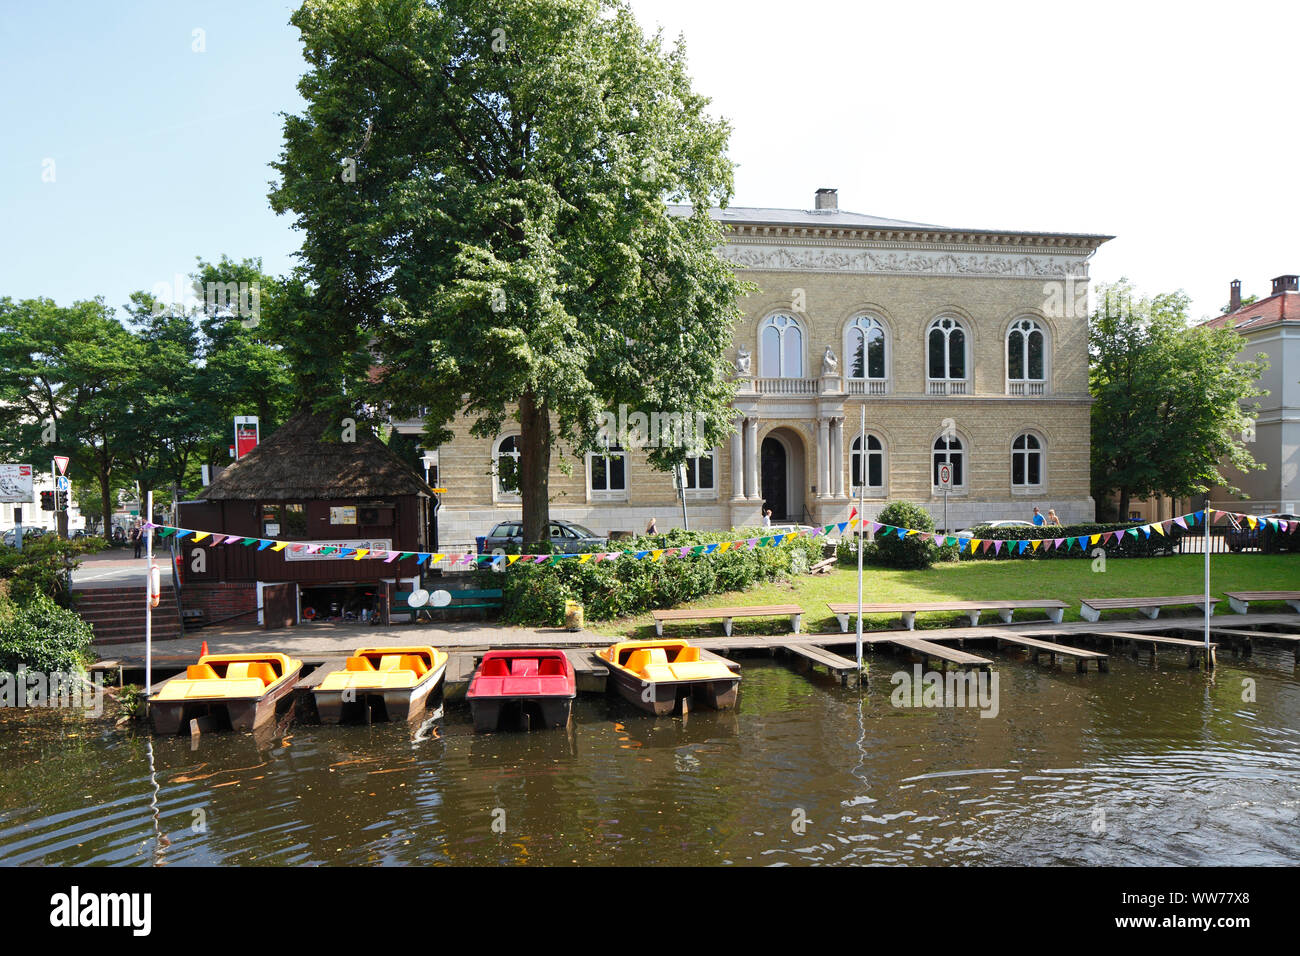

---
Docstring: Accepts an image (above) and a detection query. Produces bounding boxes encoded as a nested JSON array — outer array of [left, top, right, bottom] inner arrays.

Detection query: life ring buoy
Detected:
[[302, 606, 317, 620]]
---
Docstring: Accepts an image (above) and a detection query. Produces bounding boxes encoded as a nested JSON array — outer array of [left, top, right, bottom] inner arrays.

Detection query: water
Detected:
[[2, 649, 1299, 866]]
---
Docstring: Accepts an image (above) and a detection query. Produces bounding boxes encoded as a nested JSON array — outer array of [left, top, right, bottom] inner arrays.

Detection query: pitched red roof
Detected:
[[1200, 291, 1296, 331]]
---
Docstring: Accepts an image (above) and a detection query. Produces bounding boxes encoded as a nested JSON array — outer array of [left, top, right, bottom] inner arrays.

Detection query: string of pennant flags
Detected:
[[139, 508, 1290, 569]]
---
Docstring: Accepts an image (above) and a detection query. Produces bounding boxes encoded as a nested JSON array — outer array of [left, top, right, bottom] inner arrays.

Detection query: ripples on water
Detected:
[[1, 652, 1297, 866]]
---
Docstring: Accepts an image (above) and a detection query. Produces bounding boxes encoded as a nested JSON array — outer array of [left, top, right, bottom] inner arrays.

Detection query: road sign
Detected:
[[53, 456, 69, 475], [937, 463, 953, 490], [55, 476, 70, 492], [0, 464, 34, 503]]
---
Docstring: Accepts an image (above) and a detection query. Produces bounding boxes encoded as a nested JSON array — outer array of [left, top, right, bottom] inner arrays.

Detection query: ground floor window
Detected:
[[932, 435, 965, 488], [1012, 433, 1043, 487], [588, 444, 628, 500], [851, 434, 885, 493], [495, 435, 521, 498], [682, 451, 715, 493]]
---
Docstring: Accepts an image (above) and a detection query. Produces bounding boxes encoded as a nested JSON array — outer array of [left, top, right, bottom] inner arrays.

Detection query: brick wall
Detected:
[[182, 582, 258, 625]]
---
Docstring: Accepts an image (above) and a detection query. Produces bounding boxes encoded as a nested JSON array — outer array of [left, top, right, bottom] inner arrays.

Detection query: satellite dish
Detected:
[[408, 589, 429, 608], [431, 589, 452, 608]]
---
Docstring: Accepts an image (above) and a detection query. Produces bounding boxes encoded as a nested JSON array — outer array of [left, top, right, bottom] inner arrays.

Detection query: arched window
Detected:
[[1012, 433, 1043, 487], [759, 314, 804, 378], [494, 435, 521, 497], [932, 434, 965, 488], [846, 315, 887, 380], [1007, 318, 1045, 389], [851, 434, 885, 493], [927, 317, 967, 391]]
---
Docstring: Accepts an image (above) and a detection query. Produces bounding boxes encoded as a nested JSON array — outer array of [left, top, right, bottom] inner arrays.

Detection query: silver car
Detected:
[[479, 519, 608, 554]]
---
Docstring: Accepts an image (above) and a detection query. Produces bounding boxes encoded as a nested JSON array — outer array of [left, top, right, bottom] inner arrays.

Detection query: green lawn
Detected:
[[592, 554, 1300, 638]]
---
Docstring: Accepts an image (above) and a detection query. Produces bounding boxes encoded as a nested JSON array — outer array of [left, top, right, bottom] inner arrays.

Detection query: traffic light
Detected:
[[56, 490, 69, 512], [40, 490, 55, 512]]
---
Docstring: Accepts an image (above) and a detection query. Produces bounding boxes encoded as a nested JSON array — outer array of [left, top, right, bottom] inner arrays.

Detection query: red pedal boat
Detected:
[[466, 649, 576, 732]]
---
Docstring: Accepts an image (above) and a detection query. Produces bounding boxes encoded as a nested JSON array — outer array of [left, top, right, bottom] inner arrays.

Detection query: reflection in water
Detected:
[[0, 655, 1297, 866]]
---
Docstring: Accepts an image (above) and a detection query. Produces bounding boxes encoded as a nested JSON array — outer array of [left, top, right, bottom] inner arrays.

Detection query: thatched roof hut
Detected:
[[201, 411, 434, 501]]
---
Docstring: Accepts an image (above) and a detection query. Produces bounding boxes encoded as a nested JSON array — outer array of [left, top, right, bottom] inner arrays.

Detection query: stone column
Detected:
[[816, 418, 830, 499], [830, 416, 844, 498], [744, 417, 760, 499], [730, 425, 745, 500]]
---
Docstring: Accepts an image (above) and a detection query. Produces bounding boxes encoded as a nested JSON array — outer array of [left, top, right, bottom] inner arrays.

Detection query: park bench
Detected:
[[826, 599, 1067, 632], [1078, 595, 1217, 623], [392, 587, 503, 623], [651, 605, 804, 636], [1224, 591, 1300, 615]]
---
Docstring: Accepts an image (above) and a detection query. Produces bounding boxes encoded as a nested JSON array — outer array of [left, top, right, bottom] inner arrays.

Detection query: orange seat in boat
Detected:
[[225, 661, 277, 687], [186, 663, 219, 680], [346, 656, 378, 671], [626, 648, 669, 675], [378, 655, 404, 672], [399, 655, 428, 678]]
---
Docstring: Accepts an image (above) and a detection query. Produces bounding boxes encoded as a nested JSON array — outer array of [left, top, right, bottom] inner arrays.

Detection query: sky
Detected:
[[2, 0, 1297, 322]]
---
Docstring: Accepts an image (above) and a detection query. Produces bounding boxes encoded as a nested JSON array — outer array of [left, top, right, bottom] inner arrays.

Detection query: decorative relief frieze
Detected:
[[721, 243, 1091, 278]]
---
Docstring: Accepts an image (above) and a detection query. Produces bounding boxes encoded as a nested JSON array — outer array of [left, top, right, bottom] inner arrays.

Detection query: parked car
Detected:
[[478, 519, 608, 554], [953, 519, 1035, 537], [1225, 513, 1300, 552], [2, 527, 50, 548]]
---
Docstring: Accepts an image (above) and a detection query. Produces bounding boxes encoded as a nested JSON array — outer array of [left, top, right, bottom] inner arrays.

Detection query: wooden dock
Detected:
[[1088, 631, 1217, 669], [776, 642, 861, 686], [990, 634, 1109, 672]]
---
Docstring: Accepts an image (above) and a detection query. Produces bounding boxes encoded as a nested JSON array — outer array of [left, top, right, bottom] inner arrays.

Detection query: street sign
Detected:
[[937, 463, 953, 490], [0, 464, 34, 503], [55, 476, 70, 492], [53, 456, 69, 475]]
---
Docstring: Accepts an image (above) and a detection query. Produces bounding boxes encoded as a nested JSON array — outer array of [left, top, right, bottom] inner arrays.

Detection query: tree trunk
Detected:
[[99, 464, 112, 542], [1118, 489, 1131, 523], [518, 389, 551, 551]]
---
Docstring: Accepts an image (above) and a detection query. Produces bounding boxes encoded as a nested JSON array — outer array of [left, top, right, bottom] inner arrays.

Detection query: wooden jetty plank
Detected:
[[777, 642, 860, 687], [1206, 627, 1300, 641], [991, 634, 1109, 672], [1088, 630, 1217, 669], [293, 658, 348, 691], [887, 636, 993, 668]]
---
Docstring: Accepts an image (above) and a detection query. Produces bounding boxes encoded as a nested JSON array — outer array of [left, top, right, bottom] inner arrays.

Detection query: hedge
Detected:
[[477, 526, 824, 626], [837, 501, 960, 570], [0, 589, 95, 675]]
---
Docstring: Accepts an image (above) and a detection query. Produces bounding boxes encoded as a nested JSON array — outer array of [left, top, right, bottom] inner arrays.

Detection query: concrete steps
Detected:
[[73, 586, 184, 645]]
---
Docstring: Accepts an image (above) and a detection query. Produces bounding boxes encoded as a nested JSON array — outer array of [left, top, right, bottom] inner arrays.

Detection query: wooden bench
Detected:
[[827, 599, 1067, 632], [1079, 595, 1217, 623], [1225, 591, 1300, 615], [393, 588, 504, 622], [652, 605, 804, 636]]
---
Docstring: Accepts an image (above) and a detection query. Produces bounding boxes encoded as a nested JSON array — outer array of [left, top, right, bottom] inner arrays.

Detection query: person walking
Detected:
[[644, 516, 658, 535], [1031, 507, 1045, 527], [131, 524, 144, 558], [1047, 509, 1062, 526], [761, 509, 772, 529]]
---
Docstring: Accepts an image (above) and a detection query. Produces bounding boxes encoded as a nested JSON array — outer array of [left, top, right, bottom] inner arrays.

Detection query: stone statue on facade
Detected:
[[735, 345, 751, 375], [822, 346, 838, 375]]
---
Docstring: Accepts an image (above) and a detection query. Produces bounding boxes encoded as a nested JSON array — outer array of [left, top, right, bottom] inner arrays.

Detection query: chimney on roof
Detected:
[[1271, 274, 1299, 296], [1229, 279, 1242, 312], [814, 188, 838, 211]]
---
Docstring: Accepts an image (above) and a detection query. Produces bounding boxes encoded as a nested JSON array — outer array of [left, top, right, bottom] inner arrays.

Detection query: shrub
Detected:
[[0, 535, 105, 607], [480, 525, 824, 626], [870, 501, 943, 569], [0, 590, 95, 674], [957, 522, 1183, 560]]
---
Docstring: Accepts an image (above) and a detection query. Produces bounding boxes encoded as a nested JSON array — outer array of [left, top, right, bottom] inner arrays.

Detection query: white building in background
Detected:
[[0, 470, 85, 536]]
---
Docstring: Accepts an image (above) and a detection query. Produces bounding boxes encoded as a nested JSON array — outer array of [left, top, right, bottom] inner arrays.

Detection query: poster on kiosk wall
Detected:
[[234, 416, 260, 460]]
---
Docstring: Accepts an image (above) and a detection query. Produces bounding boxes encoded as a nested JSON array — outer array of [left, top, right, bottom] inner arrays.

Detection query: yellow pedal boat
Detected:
[[150, 652, 303, 735], [312, 646, 448, 724], [598, 639, 740, 716]]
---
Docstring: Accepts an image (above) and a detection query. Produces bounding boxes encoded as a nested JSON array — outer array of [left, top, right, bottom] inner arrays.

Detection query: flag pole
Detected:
[[1203, 496, 1211, 664], [856, 404, 865, 670], [145, 490, 153, 712]]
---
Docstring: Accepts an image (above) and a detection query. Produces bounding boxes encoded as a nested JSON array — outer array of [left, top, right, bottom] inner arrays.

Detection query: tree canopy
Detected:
[[270, 0, 748, 545], [1089, 280, 1265, 518]]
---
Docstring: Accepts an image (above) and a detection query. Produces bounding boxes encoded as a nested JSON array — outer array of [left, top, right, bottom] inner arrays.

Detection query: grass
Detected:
[[591, 553, 1300, 638]]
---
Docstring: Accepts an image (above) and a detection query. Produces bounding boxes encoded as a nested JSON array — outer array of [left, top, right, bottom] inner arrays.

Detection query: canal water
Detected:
[[1, 649, 1298, 866]]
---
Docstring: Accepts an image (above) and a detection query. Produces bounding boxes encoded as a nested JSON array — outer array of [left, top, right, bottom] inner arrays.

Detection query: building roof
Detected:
[[667, 203, 1114, 244], [200, 410, 434, 501], [1200, 291, 1296, 332]]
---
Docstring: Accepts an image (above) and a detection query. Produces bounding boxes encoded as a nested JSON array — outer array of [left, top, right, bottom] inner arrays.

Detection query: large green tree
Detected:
[[270, 0, 747, 547], [1090, 281, 1265, 518]]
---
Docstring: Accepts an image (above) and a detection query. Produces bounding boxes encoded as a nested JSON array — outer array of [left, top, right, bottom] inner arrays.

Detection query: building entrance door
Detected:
[[761, 437, 788, 521]]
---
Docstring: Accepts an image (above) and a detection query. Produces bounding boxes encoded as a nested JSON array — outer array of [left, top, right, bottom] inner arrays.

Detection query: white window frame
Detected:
[[758, 313, 805, 379], [931, 433, 968, 493], [681, 449, 718, 500], [1011, 431, 1045, 492], [586, 443, 629, 502], [1006, 318, 1048, 395], [493, 434, 522, 503], [850, 433, 887, 497], [845, 314, 889, 394], [926, 316, 970, 395]]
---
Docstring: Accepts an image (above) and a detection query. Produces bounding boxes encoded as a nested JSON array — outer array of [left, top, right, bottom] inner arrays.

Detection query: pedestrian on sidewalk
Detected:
[[131, 525, 143, 558]]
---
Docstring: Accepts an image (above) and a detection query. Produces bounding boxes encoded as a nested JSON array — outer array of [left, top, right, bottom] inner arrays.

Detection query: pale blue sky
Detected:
[[3, 0, 1297, 321]]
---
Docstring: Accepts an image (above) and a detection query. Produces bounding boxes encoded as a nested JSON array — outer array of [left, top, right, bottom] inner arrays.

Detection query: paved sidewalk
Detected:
[[94, 619, 612, 666]]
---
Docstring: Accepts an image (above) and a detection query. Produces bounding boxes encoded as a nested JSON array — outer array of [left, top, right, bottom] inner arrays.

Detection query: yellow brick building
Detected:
[[397, 190, 1110, 548]]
